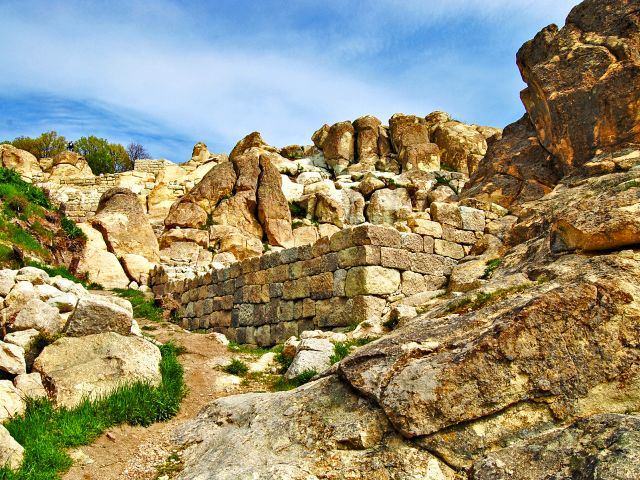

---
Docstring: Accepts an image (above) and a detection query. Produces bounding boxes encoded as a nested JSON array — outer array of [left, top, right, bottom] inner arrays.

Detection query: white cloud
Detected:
[[0, 0, 577, 159]]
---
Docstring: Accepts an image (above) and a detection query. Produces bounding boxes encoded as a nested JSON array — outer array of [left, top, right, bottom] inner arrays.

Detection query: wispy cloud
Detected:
[[0, 0, 577, 160]]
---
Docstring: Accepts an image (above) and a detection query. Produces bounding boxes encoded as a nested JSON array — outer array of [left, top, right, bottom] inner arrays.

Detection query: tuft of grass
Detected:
[[482, 258, 502, 279], [329, 338, 376, 365], [0, 342, 186, 480], [270, 369, 317, 391], [271, 344, 292, 374], [222, 358, 249, 376], [26, 261, 87, 287], [226, 341, 271, 356], [113, 288, 163, 322], [445, 284, 530, 315], [0, 168, 52, 210]]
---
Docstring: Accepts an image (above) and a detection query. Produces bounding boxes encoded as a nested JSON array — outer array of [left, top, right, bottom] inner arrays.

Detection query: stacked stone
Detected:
[[133, 159, 173, 175], [152, 209, 487, 346]]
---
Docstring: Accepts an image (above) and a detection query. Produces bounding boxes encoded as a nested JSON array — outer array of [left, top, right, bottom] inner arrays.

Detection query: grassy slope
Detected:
[[0, 343, 186, 480]]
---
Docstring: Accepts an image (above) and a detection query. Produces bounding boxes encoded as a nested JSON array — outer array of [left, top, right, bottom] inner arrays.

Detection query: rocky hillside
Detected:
[[167, 1, 640, 478], [0, 164, 85, 273]]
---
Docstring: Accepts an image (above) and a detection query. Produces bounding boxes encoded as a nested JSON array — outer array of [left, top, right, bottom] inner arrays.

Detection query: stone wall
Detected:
[[151, 215, 486, 346]]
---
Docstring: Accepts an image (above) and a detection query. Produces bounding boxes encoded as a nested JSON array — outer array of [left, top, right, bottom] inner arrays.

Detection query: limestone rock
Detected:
[[399, 142, 440, 172], [48, 151, 93, 179], [353, 115, 381, 165], [389, 114, 430, 152], [0, 269, 16, 297], [13, 372, 47, 399], [473, 414, 640, 480], [323, 121, 355, 174], [0, 424, 23, 471], [432, 121, 487, 175], [3, 329, 40, 370], [461, 115, 560, 212], [345, 266, 400, 296], [367, 188, 412, 225], [0, 341, 26, 376], [64, 294, 133, 337], [357, 173, 386, 198], [12, 298, 63, 334], [164, 202, 208, 229], [76, 223, 129, 289], [121, 253, 156, 285], [311, 124, 330, 149], [33, 332, 161, 408], [257, 155, 294, 247], [4, 281, 37, 307], [172, 376, 455, 480], [92, 188, 160, 262], [15, 266, 49, 285], [516, 0, 640, 176], [0, 144, 42, 179], [0, 380, 25, 422], [285, 338, 333, 380]]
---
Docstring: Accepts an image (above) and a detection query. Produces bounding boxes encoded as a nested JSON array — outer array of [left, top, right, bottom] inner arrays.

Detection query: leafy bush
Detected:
[[223, 358, 249, 376], [0, 342, 186, 479], [113, 288, 163, 322]]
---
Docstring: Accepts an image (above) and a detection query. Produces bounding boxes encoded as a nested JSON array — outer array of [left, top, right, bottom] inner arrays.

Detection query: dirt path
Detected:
[[63, 320, 243, 480]]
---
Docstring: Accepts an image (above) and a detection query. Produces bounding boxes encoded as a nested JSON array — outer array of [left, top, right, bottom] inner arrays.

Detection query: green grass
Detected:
[[222, 358, 249, 376], [0, 342, 186, 480], [0, 168, 52, 210], [26, 262, 87, 286], [445, 284, 531, 315], [271, 344, 292, 374], [113, 288, 163, 322], [226, 341, 271, 356], [60, 217, 86, 240], [482, 258, 502, 279], [270, 369, 317, 391], [288, 202, 307, 219], [329, 338, 376, 365]]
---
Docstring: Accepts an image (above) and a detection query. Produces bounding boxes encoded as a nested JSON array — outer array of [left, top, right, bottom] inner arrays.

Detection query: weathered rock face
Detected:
[[92, 188, 160, 263], [0, 424, 23, 471], [0, 144, 42, 179], [173, 376, 456, 480], [64, 294, 133, 337], [0, 380, 25, 422], [516, 0, 640, 176], [33, 332, 161, 408], [256, 155, 294, 247], [433, 121, 487, 175], [47, 151, 93, 179], [322, 121, 355, 174], [353, 115, 382, 167], [473, 414, 640, 480], [461, 115, 561, 212], [76, 223, 130, 289]]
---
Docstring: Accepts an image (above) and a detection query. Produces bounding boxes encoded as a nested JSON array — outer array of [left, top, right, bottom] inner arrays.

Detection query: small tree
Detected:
[[126, 143, 150, 162], [10, 131, 67, 159], [73, 136, 132, 175]]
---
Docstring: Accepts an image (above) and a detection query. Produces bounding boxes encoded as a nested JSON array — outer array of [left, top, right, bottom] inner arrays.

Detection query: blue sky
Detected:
[[0, 0, 577, 162]]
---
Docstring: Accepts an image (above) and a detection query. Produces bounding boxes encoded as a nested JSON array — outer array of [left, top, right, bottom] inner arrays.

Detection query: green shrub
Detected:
[[60, 217, 86, 240], [329, 338, 376, 364], [113, 288, 163, 322], [0, 167, 52, 209], [271, 344, 292, 374], [0, 342, 186, 479], [222, 358, 249, 376]]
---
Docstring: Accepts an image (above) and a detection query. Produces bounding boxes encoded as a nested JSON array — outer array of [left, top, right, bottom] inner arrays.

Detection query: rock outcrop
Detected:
[[33, 332, 161, 408]]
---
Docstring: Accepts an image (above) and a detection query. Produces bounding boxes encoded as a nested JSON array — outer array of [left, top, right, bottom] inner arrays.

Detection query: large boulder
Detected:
[[0, 424, 23, 471], [367, 188, 413, 225], [33, 332, 161, 408], [432, 121, 487, 175], [516, 0, 640, 176], [256, 155, 293, 247], [0, 380, 25, 422], [47, 151, 93, 179], [172, 376, 456, 479], [11, 298, 63, 334], [353, 115, 382, 166], [285, 338, 333, 380], [92, 188, 160, 263], [64, 294, 133, 337], [322, 121, 355, 174], [0, 144, 42, 179], [76, 223, 130, 289]]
